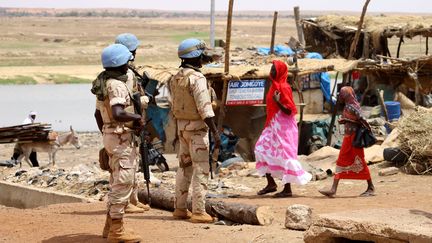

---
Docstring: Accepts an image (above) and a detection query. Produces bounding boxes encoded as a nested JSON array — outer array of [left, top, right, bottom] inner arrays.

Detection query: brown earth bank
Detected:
[[0, 132, 431, 242]]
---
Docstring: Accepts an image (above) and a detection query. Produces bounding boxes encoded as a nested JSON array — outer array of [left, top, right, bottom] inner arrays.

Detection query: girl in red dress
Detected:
[[319, 86, 375, 197]]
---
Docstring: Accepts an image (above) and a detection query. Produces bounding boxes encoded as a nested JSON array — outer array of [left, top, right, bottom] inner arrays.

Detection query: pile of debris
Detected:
[[397, 107, 432, 174], [1, 161, 257, 200], [2, 164, 110, 200]]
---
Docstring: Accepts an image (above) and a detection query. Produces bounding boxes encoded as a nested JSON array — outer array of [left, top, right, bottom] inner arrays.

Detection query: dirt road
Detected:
[[1, 132, 432, 242]]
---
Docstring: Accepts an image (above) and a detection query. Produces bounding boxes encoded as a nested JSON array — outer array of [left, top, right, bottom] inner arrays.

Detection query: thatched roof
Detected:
[[140, 58, 358, 84], [304, 15, 432, 38], [355, 55, 432, 92]]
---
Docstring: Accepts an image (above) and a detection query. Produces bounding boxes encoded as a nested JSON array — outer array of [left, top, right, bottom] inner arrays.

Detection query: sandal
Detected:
[[318, 189, 336, 198], [257, 186, 277, 195], [273, 192, 292, 198], [359, 191, 376, 197]]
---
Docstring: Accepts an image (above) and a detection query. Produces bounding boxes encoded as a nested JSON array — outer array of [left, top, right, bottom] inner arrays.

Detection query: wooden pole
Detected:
[[138, 188, 274, 226], [270, 11, 278, 54], [327, 0, 371, 146], [412, 62, 421, 105], [377, 88, 389, 121], [217, 0, 234, 130], [326, 72, 339, 146], [397, 36, 404, 58], [293, 6, 305, 45], [210, 0, 216, 48], [426, 36, 429, 55], [362, 32, 370, 58], [348, 0, 371, 60]]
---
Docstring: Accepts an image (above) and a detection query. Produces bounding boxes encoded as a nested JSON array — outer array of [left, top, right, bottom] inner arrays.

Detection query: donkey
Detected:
[[17, 126, 81, 167]]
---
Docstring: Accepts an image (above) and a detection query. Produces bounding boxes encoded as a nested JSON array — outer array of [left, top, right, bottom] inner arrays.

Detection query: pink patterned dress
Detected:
[[255, 111, 312, 185]]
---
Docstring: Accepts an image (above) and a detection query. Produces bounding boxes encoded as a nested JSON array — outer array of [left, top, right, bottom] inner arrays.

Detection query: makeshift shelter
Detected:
[[302, 15, 432, 59], [139, 58, 358, 159], [302, 15, 432, 109], [355, 55, 432, 95]]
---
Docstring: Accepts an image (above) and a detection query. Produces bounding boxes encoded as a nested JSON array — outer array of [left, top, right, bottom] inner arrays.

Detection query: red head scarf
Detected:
[[265, 60, 297, 127], [339, 86, 362, 121], [339, 86, 360, 109]]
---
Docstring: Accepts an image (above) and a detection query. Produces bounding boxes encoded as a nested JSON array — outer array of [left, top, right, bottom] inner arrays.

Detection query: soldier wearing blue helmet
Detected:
[[114, 33, 152, 215], [169, 38, 221, 223], [92, 43, 143, 243], [115, 33, 140, 61]]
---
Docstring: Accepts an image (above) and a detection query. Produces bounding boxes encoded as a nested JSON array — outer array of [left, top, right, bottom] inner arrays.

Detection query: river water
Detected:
[[0, 84, 98, 131]]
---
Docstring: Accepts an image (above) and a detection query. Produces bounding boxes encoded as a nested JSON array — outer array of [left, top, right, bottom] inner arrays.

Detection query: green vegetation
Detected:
[[171, 31, 209, 42], [46, 74, 91, 84], [0, 75, 37, 84]]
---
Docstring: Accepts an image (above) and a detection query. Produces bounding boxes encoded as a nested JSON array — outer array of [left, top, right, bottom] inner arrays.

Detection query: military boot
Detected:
[[125, 204, 145, 214], [134, 202, 150, 211], [107, 219, 142, 243], [172, 208, 192, 219], [190, 212, 214, 223], [102, 213, 112, 238]]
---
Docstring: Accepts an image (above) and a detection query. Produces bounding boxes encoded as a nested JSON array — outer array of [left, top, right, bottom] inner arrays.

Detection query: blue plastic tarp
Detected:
[[257, 45, 294, 56], [305, 52, 333, 104], [147, 104, 170, 142]]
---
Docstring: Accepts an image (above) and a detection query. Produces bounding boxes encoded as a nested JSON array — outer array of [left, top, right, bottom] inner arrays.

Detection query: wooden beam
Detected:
[[397, 36, 404, 58], [426, 36, 429, 55], [270, 11, 278, 54], [224, 0, 234, 74], [217, 0, 234, 130], [377, 88, 389, 122], [362, 32, 370, 58], [293, 6, 305, 45], [326, 72, 339, 146], [348, 0, 371, 60], [138, 188, 274, 226]]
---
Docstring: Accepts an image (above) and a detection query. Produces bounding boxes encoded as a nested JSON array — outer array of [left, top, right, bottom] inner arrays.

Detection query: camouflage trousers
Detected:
[[129, 161, 140, 205], [103, 132, 137, 219], [175, 129, 210, 214]]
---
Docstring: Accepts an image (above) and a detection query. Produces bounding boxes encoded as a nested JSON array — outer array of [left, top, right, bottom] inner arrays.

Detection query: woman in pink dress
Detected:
[[255, 60, 312, 198]]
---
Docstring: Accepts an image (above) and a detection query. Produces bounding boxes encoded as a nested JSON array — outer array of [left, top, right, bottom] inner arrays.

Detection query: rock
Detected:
[[378, 167, 399, 176], [365, 145, 384, 164], [315, 170, 328, 180], [247, 170, 261, 178], [285, 204, 313, 231], [236, 169, 250, 177], [15, 170, 27, 177], [226, 161, 247, 170], [304, 208, 432, 243]]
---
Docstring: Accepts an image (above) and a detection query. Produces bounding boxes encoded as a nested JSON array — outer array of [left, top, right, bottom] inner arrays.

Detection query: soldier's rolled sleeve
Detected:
[[190, 75, 215, 120], [108, 81, 129, 107]]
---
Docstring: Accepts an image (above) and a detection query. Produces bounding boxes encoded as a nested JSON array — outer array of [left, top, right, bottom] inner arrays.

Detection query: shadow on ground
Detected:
[[42, 234, 104, 243]]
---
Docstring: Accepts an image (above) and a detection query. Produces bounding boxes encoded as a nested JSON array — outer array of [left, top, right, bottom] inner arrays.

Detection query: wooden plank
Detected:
[[270, 11, 278, 54]]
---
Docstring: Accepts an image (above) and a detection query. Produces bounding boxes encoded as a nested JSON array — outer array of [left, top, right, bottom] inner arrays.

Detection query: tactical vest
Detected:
[[170, 68, 201, 120], [99, 78, 134, 133]]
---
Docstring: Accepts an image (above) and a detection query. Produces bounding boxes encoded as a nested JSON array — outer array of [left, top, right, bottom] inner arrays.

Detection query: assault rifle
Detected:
[[132, 92, 151, 206]]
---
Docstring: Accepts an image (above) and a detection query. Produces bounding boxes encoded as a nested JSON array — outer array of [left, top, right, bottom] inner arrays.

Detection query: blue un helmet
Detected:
[[178, 38, 207, 59], [101, 44, 132, 68], [115, 33, 140, 52]]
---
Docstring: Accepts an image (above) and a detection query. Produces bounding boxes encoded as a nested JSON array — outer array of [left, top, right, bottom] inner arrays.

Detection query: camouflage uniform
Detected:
[[125, 68, 142, 206], [169, 67, 215, 214], [96, 75, 136, 220]]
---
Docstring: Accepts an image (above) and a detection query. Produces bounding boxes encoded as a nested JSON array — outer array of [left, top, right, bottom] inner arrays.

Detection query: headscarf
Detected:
[[339, 86, 362, 121], [265, 60, 297, 127]]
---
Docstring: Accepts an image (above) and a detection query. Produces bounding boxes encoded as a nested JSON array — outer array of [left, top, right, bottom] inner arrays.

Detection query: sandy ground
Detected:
[[0, 132, 432, 243], [1, 15, 431, 242]]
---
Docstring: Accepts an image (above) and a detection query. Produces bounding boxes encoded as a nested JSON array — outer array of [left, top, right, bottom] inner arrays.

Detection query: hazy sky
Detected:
[[1, 0, 431, 13]]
